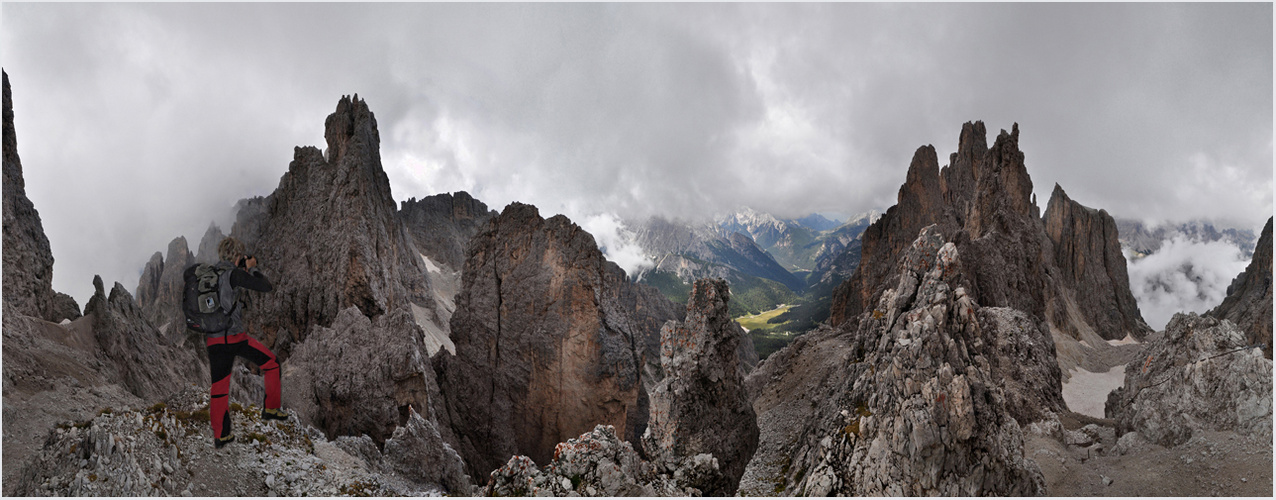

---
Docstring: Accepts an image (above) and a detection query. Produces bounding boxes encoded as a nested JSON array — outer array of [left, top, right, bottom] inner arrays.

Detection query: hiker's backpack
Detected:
[[182, 263, 238, 334]]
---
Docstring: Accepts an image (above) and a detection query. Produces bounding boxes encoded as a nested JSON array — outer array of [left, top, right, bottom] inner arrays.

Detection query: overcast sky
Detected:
[[2, 3, 1272, 308]]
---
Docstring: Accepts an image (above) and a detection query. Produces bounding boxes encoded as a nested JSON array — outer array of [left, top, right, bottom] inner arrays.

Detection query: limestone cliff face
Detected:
[[1044, 184, 1150, 341], [227, 95, 436, 356], [1, 71, 80, 323], [1208, 217, 1273, 359], [436, 202, 678, 478], [643, 279, 759, 495], [397, 191, 496, 271], [831, 122, 1151, 342]]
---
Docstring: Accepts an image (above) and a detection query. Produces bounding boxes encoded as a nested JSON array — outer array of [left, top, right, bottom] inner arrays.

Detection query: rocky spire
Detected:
[[757, 226, 1052, 495], [226, 94, 435, 355], [643, 278, 759, 495]]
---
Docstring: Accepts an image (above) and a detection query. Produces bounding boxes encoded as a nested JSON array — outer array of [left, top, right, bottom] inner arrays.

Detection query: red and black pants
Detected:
[[206, 332, 281, 439]]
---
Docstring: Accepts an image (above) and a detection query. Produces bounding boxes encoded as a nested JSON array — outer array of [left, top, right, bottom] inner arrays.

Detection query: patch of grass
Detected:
[[245, 431, 272, 445], [147, 402, 168, 414], [97, 407, 113, 417], [230, 402, 243, 412], [154, 429, 168, 441], [736, 304, 794, 331], [174, 406, 210, 426]]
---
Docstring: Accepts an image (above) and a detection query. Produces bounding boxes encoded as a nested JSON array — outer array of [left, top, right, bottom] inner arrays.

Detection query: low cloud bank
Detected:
[[1126, 236, 1249, 331], [579, 213, 654, 279]]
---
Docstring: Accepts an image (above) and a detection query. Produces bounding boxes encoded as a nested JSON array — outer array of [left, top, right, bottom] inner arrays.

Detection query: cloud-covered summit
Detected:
[[2, 3, 1270, 307]]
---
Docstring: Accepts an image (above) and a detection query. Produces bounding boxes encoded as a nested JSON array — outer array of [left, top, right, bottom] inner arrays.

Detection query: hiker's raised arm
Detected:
[[230, 266, 272, 292]]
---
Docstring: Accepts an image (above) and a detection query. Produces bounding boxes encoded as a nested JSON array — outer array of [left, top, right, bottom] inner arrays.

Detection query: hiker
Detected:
[[202, 236, 286, 448]]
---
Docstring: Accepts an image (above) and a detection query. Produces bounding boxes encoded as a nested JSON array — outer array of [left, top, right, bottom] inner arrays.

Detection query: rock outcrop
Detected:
[[380, 407, 473, 495], [1208, 217, 1273, 359], [227, 95, 437, 357], [1105, 313, 1272, 447], [1043, 184, 1149, 341], [435, 202, 679, 478], [282, 307, 435, 445], [83, 276, 206, 402], [642, 279, 758, 495], [746, 226, 1049, 495], [1, 70, 80, 323]]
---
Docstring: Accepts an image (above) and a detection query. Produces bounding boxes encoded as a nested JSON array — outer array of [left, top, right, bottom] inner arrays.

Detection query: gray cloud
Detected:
[[2, 3, 1270, 307], [1126, 236, 1250, 331]]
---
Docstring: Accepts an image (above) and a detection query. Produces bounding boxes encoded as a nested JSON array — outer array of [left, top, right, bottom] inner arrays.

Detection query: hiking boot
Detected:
[[261, 407, 289, 421], [214, 435, 235, 449]]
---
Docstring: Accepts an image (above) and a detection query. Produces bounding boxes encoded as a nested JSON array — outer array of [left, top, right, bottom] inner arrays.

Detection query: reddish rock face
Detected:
[[1209, 217, 1273, 359], [436, 202, 678, 479]]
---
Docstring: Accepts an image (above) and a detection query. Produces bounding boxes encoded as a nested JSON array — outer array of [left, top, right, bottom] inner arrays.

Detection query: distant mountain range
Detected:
[[1116, 218, 1258, 258]]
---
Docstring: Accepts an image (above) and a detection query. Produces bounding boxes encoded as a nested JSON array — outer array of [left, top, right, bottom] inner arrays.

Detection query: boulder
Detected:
[[283, 306, 434, 446], [1105, 313, 1272, 447]]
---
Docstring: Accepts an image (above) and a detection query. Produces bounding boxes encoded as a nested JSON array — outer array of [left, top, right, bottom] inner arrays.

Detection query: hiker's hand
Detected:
[[245, 256, 258, 269]]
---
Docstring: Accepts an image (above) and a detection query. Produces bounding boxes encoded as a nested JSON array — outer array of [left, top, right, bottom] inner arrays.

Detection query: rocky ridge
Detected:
[[631, 215, 804, 314], [13, 386, 467, 496], [436, 202, 681, 478], [1105, 313, 1272, 447], [2, 70, 80, 323], [398, 190, 497, 272], [642, 279, 759, 495], [1207, 216, 1273, 359]]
